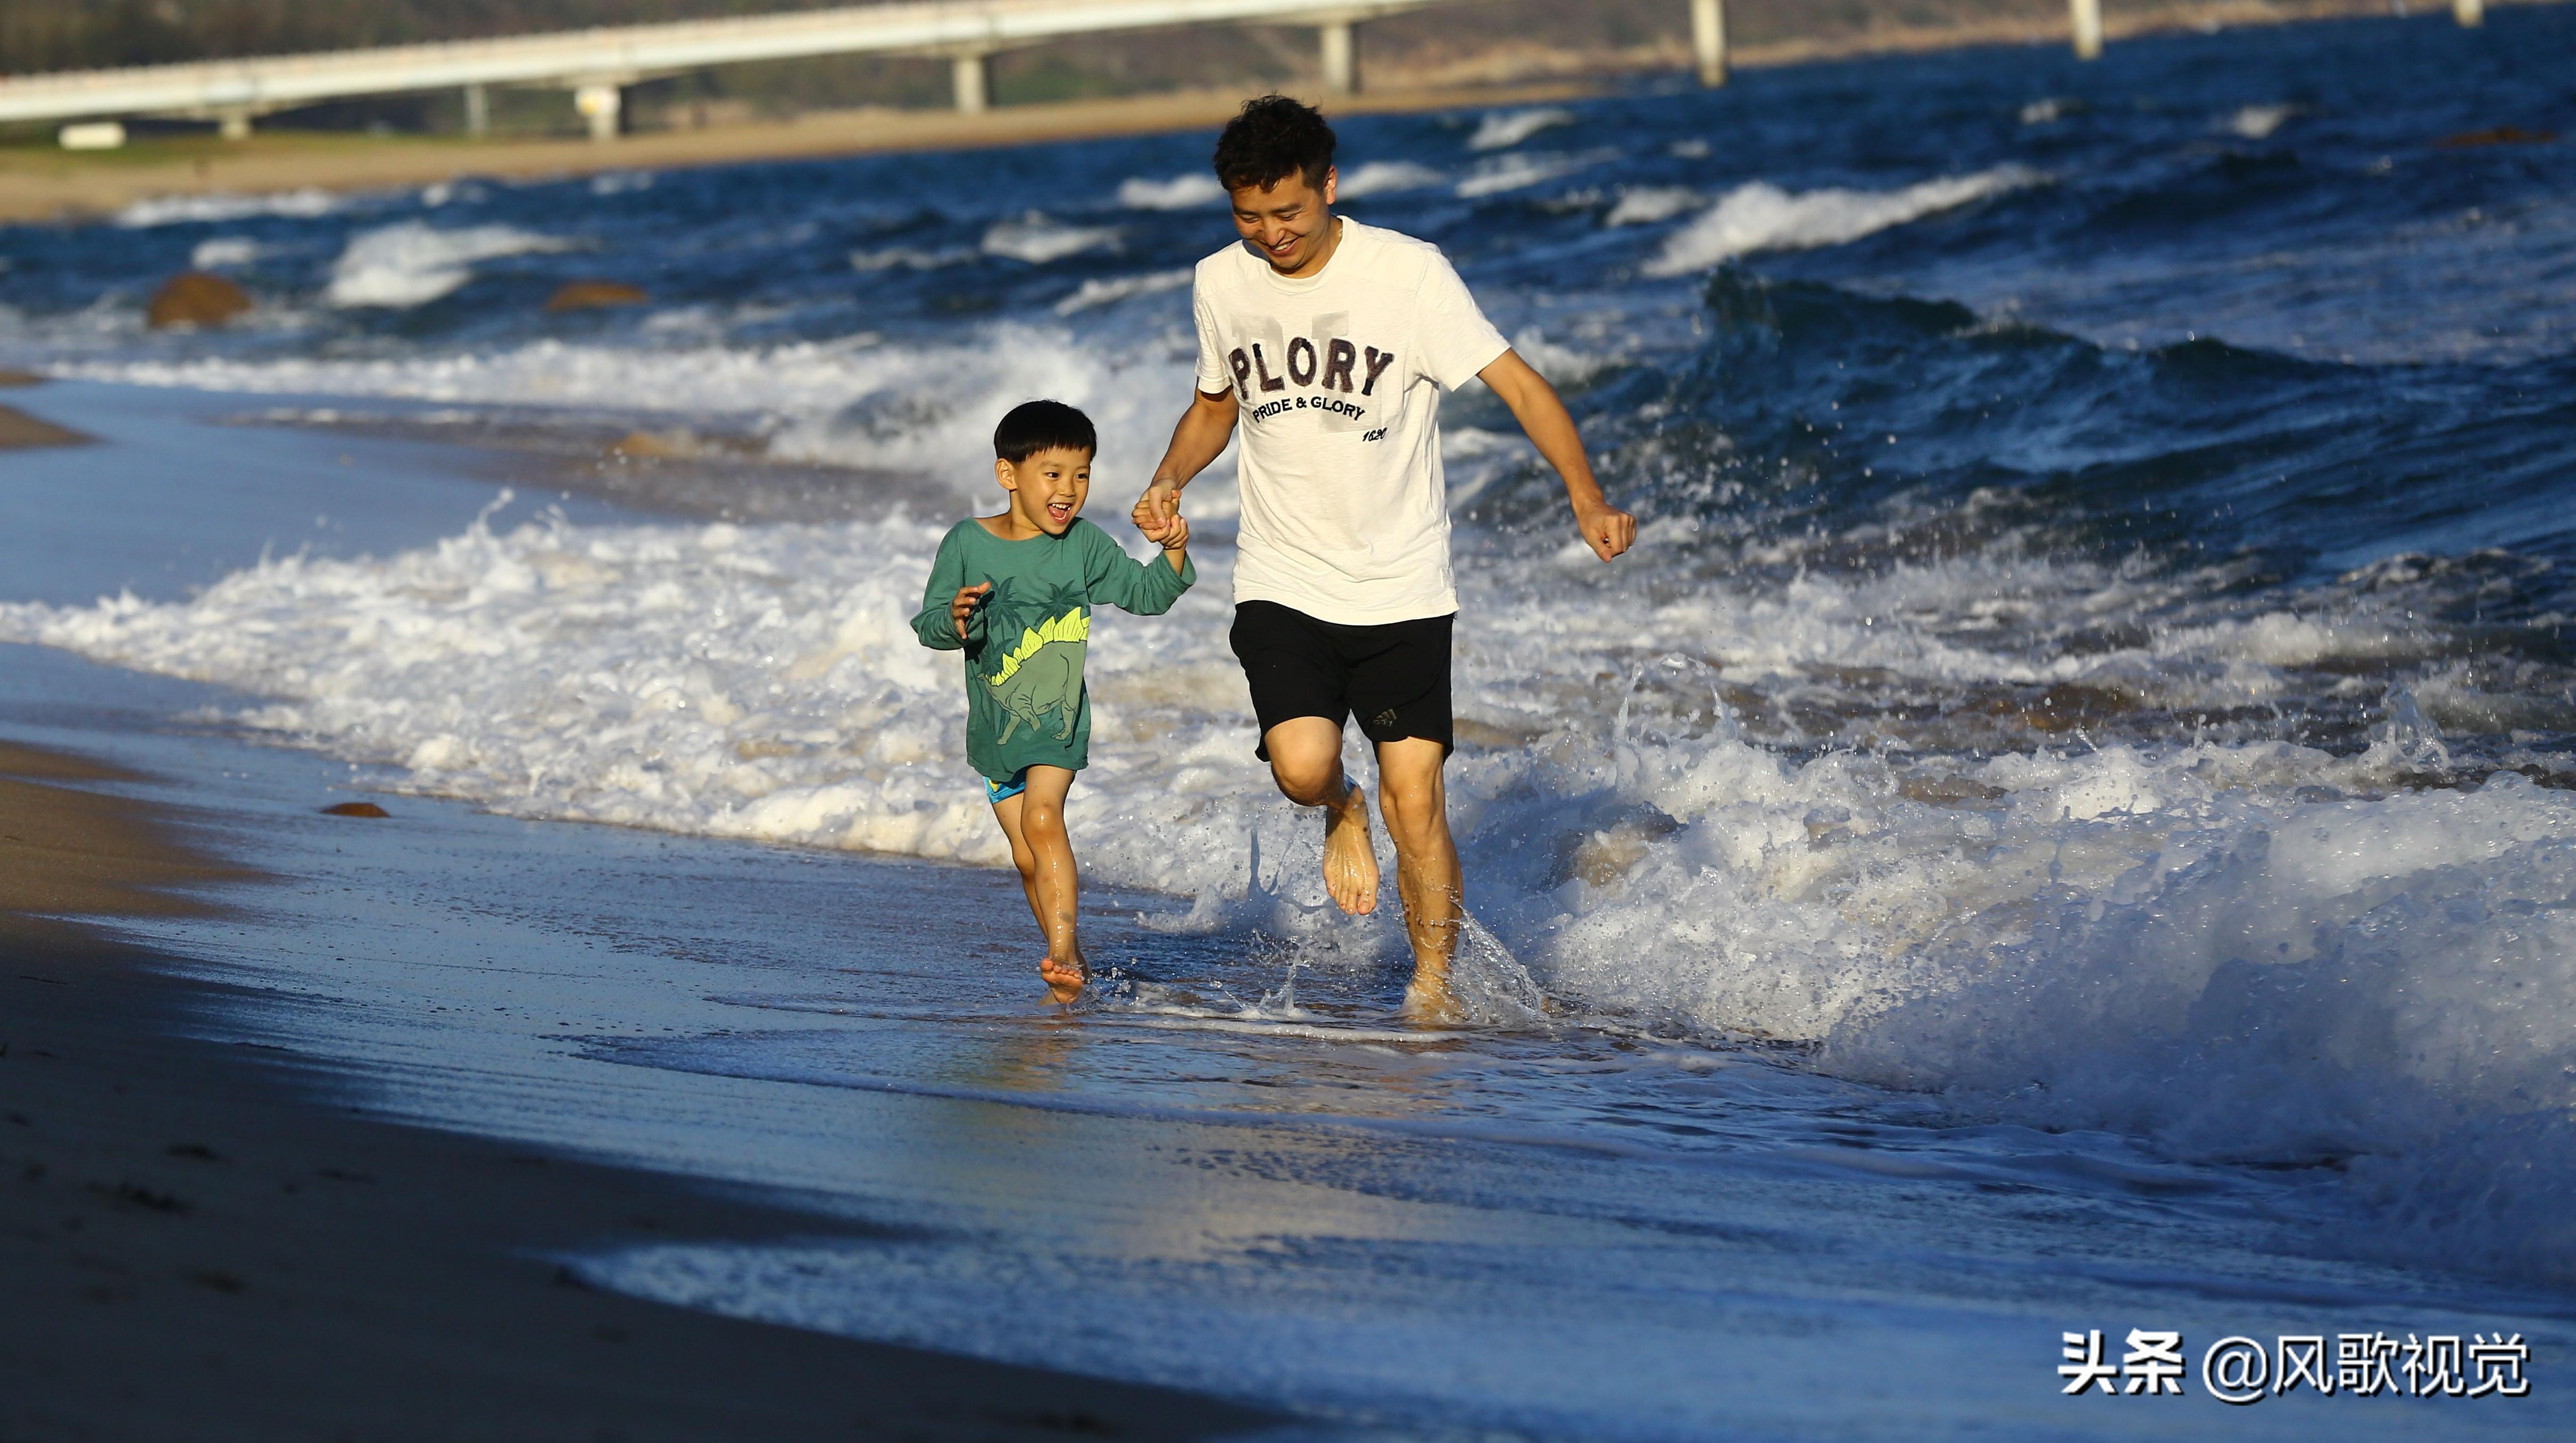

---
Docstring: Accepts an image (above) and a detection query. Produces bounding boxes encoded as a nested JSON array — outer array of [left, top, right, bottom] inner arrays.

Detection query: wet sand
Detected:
[[0, 404, 91, 450], [0, 743, 1276, 1442]]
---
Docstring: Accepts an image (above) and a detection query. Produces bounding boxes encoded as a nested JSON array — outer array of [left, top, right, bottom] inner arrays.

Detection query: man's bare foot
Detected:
[[1323, 781, 1380, 915], [1038, 952, 1086, 1003], [1401, 973, 1464, 1026]]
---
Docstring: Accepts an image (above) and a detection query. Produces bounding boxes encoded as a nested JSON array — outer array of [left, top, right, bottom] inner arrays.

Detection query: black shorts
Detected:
[[1229, 600, 1454, 760]]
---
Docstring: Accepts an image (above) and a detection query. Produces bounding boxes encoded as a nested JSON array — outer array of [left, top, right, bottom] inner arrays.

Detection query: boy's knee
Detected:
[[1023, 799, 1066, 839]]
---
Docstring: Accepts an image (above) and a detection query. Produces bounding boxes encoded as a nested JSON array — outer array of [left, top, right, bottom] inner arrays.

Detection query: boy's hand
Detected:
[[950, 582, 992, 642], [1154, 513, 1191, 553]]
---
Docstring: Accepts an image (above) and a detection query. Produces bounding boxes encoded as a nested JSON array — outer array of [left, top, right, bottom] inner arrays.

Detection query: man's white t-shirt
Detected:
[[1192, 218, 1510, 626]]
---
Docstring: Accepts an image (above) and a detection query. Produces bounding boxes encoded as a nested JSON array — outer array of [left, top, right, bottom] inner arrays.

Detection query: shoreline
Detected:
[[0, 79, 1596, 227], [0, 1, 2539, 226], [0, 739, 1277, 1441]]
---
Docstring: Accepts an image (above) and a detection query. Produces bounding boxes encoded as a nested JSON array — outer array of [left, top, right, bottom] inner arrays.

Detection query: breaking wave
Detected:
[[326, 221, 579, 309], [1643, 168, 2045, 275], [5, 491, 2573, 1281]]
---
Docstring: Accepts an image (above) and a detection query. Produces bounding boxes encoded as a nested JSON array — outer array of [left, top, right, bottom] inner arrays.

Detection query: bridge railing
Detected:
[[0, 0, 1472, 139], [0, 0, 2506, 144]]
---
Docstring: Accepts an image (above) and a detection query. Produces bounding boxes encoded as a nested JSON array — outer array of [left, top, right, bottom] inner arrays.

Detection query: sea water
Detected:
[[4, 11, 2574, 1435]]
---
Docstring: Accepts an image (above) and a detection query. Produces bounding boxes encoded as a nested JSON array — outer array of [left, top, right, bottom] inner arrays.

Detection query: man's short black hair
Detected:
[[1212, 94, 1336, 195], [993, 400, 1096, 464]]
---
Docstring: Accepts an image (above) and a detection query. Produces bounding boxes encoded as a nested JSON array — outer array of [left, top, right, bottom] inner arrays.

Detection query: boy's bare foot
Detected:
[[1323, 781, 1380, 915], [1401, 973, 1464, 1026], [1039, 952, 1086, 1003]]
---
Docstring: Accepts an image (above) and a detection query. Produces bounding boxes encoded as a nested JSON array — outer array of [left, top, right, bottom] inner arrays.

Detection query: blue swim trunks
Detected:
[[983, 767, 1030, 806]]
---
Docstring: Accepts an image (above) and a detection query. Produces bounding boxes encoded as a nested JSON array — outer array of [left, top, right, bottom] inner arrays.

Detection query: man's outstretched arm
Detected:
[[1477, 350, 1636, 562], [1135, 387, 1241, 534]]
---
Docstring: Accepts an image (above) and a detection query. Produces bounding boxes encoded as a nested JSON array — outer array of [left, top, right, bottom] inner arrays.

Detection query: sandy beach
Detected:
[[0, 740, 1275, 1439]]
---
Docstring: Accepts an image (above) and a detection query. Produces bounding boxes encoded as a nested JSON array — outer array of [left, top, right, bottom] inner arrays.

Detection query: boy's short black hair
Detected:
[[1212, 94, 1336, 195], [993, 400, 1096, 464]]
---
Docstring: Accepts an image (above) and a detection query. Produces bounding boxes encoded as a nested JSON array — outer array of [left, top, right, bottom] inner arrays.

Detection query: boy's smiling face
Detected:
[[996, 445, 1093, 538]]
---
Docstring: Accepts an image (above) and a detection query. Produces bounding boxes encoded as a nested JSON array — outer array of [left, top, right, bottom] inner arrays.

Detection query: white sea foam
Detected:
[[1643, 168, 2045, 276], [2229, 103, 2299, 140], [189, 237, 262, 270], [1602, 186, 1702, 227], [1336, 161, 1444, 198], [849, 245, 976, 272], [112, 187, 339, 228], [5, 494, 2572, 1278], [981, 214, 1121, 264], [325, 221, 578, 308], [1052, 268, 1193, 314], [47, 323, 1209, 503], [1116, 173, 1226, 210], [1468, 107, 1575, 151], [1456, 151, 1609, 200]]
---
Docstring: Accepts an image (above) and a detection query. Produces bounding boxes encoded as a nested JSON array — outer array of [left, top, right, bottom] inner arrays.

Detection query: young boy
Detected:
[[913, 400, 1193, 1001]]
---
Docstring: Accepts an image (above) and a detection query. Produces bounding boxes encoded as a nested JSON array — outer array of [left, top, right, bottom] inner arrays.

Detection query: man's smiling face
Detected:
[[1229, 167, 1340, 277]]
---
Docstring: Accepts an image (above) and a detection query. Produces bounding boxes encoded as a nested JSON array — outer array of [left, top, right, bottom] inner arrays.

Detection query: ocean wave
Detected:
[[981, 214, 1121, 264], [1467, 107, 1576, 151], [1642, 168, 2045, 276], [189, 237, 262, 270], [112, 187, 339, 229], [2227, 103, 2300, 140], [848, 245, 977, 272], [1337, 161, 1444, 197], [51, 322, 1211, 503], [325, 221, 578, 309], [1116, 173, 1226, 210], [1456, 151, 1611, 200], [5, 501, 2570, 1279], [1052, 268, 1193, 314], [1602, 186, 1701, 227]]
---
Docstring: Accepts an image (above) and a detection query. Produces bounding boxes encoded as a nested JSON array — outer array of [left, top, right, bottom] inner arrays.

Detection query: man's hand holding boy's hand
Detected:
[[1133, 485, 1187, 548], [1131, 480, 1182, 540], [950, 582, 992, 642]]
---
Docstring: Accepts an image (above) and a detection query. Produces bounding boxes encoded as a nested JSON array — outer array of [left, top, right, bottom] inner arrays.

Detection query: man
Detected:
[[1135, 95, 1635, 1018]]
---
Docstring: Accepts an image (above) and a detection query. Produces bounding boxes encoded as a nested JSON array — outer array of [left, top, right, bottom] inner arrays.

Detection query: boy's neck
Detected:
[[979, 510, 1059, 542]]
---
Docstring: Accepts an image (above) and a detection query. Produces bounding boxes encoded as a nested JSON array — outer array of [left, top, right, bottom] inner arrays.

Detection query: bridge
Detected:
[[0, 0, 1503, 142], [0, 0, 2499, 144]]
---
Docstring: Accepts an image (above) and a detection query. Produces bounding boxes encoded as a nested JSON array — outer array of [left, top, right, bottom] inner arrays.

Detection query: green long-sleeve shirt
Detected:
[[912, 517, 1195, 782]]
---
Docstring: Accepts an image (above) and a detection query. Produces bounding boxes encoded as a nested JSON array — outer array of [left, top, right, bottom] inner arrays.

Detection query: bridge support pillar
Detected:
[[2071, 0, 2104, 60], [2455, 0, 2483, 24], [574, 82, 621, 141], [217, 108, 253, 140], [1690, 0, 1727, 87], [1320, 20, 1357, 95], [464, 82, 490, 136], [953, 51, 992, 114]]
